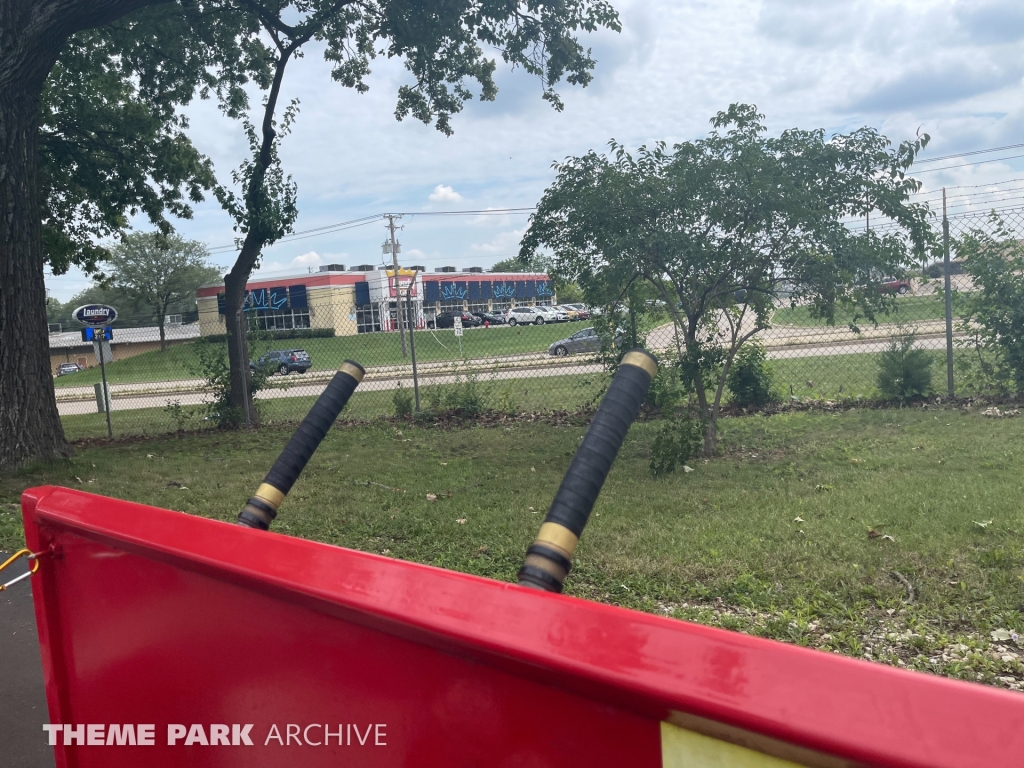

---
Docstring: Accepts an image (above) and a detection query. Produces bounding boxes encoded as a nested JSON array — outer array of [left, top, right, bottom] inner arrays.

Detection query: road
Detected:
[[0, 554, 55, 768]]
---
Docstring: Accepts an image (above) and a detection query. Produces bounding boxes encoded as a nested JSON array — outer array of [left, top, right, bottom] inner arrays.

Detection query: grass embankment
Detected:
[[772, 294, 955, 327], [54, 323, 585, 388], [4, 408, 1022, 691]]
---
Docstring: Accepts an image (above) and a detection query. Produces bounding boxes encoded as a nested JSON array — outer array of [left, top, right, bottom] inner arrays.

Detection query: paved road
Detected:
[[0, 553, 55, 768]]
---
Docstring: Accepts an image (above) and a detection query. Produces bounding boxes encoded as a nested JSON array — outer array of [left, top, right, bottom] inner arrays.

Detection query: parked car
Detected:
[[471, 311, 505, 325], [548, 327, 605, 356], [250, 349, 312, 375], [535, 305, 569, 322], [555, 305, 582, 321], [565, 303, 591, 320], [505, 307, 546, 326], [56, 363, 83, 377], [880, 278, 911, 295], [428, 311, 482, 329]]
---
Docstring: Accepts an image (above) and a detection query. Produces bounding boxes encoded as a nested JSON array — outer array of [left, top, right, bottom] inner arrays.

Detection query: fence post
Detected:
[[942, 188, 954, 397]]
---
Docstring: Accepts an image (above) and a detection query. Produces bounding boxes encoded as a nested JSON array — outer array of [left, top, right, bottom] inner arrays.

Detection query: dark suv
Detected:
[[250, 349, 312, 375], [428, 311, 482, 329]]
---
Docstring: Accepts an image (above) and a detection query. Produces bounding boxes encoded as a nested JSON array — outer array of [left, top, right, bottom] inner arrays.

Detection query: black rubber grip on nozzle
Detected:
[[543, 350, 655, 537], [262, 362, 364, 497]]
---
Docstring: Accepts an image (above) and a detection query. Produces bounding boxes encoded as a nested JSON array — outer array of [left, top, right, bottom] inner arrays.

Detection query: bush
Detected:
[[187, 343, 268, 428], [877, 326, 933, 402], [392, 384, 414, 418], [422, 367, 490, 417], [726, 343, 777, 406], [649, 413, 704, 477], [922, 261, 964, 278], [955, 217, 1024, 393]]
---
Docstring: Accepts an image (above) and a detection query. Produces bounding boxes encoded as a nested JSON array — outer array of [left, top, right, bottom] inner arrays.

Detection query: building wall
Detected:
[[309, 285, 357, 336], [198, 296, 225, 336]]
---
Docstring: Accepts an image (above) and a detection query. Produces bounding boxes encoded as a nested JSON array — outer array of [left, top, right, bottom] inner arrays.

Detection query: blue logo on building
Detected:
[[440, 284, 468, 301]]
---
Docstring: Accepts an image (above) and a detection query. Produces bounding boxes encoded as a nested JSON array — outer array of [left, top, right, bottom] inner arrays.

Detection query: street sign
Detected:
[[73, 304, 117, 326], [453, 316, 463, 337], [81, 326, 113, 342]]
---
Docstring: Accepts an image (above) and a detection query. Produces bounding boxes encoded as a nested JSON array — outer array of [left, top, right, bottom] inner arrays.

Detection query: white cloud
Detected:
[[428, 184, 463, 203], [471, 228, 526, 256], [293, 250, 323, 266]]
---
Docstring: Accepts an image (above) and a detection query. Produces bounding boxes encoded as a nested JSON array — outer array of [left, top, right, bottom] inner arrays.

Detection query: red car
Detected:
[[880, 278, 911, 295]]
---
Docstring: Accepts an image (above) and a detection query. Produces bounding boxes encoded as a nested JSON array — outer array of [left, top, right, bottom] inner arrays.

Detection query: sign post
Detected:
[[453, 315, 463, 357], [74, 305, 117, 438]]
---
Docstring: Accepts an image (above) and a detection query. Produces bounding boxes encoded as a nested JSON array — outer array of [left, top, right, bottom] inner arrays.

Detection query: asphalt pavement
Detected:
[[0, 553, 54, 767]]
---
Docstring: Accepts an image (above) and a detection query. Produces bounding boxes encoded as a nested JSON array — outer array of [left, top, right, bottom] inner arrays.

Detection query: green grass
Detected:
[[5, 407, 1023, 690], [58, 372, 611, 441], [54, 323, 588, 388], [772, 294, 956, 327]]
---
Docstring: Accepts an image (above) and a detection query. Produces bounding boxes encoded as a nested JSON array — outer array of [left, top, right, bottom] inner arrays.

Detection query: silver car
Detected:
[[536, 305, 569, 322], [548, 327, 602, 356], [505, 307, 545, 326]]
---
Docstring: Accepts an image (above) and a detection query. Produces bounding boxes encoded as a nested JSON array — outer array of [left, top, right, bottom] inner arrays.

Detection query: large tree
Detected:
[[521, 104, 934, 455], [214, 0, 622, 425], [0, 0, 263, 468], [102, 232, 220, 349]]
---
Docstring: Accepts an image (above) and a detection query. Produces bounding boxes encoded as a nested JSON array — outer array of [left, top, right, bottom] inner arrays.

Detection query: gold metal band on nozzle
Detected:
[[620, 349, 658, 378], [520, 522, 580, 589], [339, 361, 365, 382]]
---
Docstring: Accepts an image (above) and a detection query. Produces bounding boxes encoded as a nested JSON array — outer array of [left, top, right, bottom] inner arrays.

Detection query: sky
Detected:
[[46, 0, 1024, 302]]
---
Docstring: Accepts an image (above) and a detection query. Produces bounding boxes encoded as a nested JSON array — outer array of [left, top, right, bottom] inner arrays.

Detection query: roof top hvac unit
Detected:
[[435, 266, 457, 272], [318, 264, 346, 272]]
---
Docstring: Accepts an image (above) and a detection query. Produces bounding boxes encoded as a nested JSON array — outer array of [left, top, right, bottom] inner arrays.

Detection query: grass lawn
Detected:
[[772, 294, 956, 327], [55, 323, 588, 388], [5, 407, 1022, 691]]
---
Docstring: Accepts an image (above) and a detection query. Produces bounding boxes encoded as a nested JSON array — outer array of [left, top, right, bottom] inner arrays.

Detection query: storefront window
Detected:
[[248, 308, 310, 331]]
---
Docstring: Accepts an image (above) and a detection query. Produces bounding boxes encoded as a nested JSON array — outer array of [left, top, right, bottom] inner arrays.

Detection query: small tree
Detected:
[[522, 104, 933, 456], [876, 325, 933, 402], [954, 215, 1024, 394], [103, 232, 219, 350]]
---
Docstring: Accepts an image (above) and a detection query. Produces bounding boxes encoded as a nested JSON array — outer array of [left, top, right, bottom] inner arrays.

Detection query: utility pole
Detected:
[[386, 214, 407, 358], [942, 188, 954, 397], [405, 270, 421, 412]]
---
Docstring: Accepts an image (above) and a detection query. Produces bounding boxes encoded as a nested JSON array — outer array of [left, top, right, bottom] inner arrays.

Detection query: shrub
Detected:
[[726, 343, 777, 406], [392, 384, 414, 418], [649, 413, 704, 477], [188, 343, 267, 428], [955, 217, 1024, 393], [877, 325, 933, 402], [422, 367, 490, 417]]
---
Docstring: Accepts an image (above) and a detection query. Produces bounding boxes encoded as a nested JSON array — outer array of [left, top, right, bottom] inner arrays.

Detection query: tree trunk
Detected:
[[0, 84, 70, 468], [0, 0, 164, 468], [223, 266, 254, 425]]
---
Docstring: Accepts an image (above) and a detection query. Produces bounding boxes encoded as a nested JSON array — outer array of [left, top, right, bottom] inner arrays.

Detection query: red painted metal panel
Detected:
[[22, 486, 1024, 767]]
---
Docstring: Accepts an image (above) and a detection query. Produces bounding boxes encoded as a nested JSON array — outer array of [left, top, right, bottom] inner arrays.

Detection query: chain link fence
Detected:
[[52, 204, 1024, 441]]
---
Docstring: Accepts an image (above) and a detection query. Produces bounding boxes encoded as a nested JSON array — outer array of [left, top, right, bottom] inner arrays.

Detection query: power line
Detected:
[[914, 142, 1024, 165], [911, 153, 1024, 175]]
